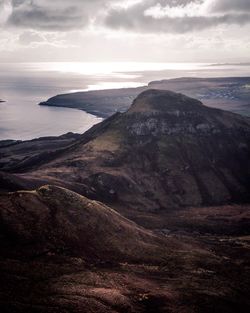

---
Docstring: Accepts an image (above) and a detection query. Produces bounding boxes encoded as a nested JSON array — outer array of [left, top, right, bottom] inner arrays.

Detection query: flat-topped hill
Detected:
[[2, 89, 250, 213]]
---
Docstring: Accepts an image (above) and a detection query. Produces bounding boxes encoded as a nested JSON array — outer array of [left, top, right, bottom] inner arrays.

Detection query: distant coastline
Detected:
[[210, 62, 250, 67], [39, 76, 250, 118], [39, 86, 147, 118]]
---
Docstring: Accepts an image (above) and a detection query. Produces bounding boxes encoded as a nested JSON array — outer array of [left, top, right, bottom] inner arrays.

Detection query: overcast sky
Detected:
[[0, 0, 250, 63]]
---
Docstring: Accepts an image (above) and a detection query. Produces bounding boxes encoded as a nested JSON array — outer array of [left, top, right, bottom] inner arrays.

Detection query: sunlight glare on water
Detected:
[[27, 62, 210, 75]]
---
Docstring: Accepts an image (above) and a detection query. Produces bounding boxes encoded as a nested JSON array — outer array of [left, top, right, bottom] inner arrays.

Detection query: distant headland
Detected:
[[40, 76, 250, 118]]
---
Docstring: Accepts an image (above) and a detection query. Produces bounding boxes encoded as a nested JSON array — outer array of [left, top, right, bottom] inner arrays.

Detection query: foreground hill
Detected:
[[0, 185, 249, 313], [0, 185, 168, 263], [7, 89, 249, 217]]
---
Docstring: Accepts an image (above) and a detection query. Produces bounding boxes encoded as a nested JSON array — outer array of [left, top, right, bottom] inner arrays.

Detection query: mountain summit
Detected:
[[123, 89, 249, 137], [128, 89, 204, 114]]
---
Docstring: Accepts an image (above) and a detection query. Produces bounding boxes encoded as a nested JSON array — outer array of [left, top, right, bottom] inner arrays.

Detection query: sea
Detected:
[[0, 62, 250, 141]]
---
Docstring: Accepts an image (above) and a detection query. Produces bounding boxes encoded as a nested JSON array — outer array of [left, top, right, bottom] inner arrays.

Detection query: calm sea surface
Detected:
[[0, 62, 250, 140]]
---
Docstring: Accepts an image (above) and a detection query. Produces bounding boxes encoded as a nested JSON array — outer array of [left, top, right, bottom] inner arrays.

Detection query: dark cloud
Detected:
[[9, 4, 88, 30], [6, 0, 109, 30], [211, 0, 250, 13], [104, 0, 250, 34]]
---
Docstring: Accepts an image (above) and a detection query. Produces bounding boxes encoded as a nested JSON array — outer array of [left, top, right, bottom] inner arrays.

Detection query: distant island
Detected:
[[40, 76, 250, 118]]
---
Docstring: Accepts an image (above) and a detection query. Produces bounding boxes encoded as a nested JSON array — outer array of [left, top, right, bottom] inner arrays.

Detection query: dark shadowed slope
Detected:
[[0, 186, 249, 313], [0, 185, 249, 313], [0, 185, 170, 263]]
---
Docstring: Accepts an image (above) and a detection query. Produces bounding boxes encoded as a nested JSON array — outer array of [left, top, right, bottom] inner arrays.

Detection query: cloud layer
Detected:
[[4, 0, 108, 30], [104, 0, 250, 34], [0, 1, 249, 63], [0, 0, 249, 33]]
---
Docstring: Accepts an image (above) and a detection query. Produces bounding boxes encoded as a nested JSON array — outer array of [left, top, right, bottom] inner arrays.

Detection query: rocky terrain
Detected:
[[40, 77, 250, 117], [0, 89, 250, 312]]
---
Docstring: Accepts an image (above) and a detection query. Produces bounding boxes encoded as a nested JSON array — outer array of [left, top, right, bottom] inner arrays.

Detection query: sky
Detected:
[[0, 0, 250, 63]]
